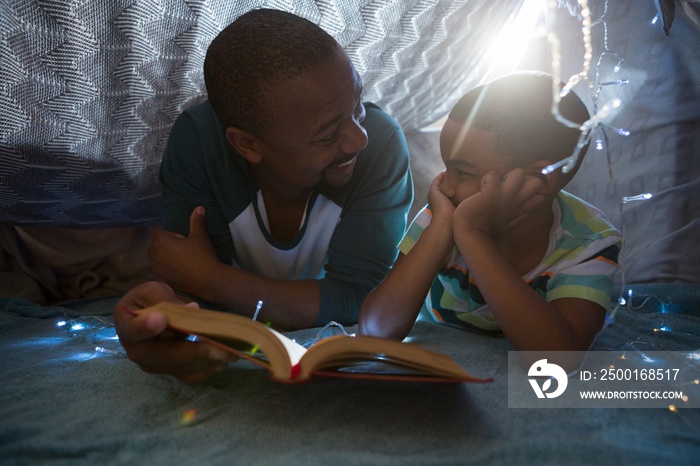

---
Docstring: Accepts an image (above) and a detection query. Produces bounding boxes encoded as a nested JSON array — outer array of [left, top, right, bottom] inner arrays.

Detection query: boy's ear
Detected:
[[527, 160, 562, 195], [226, 127, 263, 164]]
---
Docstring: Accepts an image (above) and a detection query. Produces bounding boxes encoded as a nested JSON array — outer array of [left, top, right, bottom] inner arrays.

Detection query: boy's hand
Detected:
[[114, 281, 238, 384], [453, 168, 545, 237], [428, 171, 456, 224]]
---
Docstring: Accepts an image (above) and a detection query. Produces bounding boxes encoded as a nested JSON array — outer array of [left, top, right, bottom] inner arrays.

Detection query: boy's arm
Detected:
[[358, 173, 455, 340], [454, 230, 606, 351], [452, 169, 606, 368]]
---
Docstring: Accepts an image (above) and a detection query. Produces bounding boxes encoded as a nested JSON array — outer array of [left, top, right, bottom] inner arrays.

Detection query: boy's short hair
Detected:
[[204, 9, 341, 136], [448, 71, 591, 175]]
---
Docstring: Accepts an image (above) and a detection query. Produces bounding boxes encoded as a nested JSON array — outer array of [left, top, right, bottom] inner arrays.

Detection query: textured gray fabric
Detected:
[[1, 0, 516, 227], [2, 0, 698, 285]]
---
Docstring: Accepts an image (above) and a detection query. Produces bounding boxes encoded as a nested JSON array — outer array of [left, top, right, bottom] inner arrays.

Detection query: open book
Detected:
[[134, 302, 489, 383]]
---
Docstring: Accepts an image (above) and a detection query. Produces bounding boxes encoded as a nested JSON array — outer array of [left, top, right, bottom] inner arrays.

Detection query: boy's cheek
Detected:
[[454, 183, 482, 204]]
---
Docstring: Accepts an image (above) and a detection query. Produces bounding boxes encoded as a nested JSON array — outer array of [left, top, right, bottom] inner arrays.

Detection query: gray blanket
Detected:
[[1, 283, 699, 465]]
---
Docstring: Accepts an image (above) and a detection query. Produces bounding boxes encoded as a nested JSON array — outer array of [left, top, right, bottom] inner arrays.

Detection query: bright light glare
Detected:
[[486, 0, 546, 72]]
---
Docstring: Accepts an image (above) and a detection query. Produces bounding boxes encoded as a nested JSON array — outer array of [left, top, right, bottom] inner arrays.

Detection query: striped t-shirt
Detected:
[[399, 191, 622, 332]]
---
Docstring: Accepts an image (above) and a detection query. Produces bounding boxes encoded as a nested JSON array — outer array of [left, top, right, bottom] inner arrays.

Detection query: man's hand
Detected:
[[149, 206, 221, 299], [453, 168, 546, 237], [113, 281, 238, 384]]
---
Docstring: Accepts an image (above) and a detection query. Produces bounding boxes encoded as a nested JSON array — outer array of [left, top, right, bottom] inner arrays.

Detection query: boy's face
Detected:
[[251, 50, 368, 192], [438, 119, 514, 206]]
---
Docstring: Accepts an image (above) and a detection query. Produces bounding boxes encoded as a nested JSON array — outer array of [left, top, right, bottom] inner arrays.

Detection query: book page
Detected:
[[264, 327, 307, 367], [297, 334, 485, 382], [136, 302, 306, 380]]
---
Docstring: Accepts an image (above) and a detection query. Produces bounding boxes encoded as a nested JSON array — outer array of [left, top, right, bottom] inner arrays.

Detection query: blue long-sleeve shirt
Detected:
[[159, 102, 413, 325]]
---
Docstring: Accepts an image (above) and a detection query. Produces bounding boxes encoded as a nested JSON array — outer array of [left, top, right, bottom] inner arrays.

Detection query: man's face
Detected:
[[252, 50, 368, 192], [438, 119, 514, 206]]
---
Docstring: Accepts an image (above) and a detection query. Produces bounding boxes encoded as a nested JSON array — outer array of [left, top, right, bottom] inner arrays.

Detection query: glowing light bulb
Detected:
[[253, 300, 263, 321], [542, 158, 570, 175], [601, 79, 629, 86], [603, 125, 630, 137], [582, 98, 622, 131], [95, 346, 120, 355], [622, 193, 653, 203]]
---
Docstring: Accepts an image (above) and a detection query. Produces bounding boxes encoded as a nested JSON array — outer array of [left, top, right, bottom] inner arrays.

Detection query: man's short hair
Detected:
[[448, 71, 591, 171], [204, 9, 341, 136]]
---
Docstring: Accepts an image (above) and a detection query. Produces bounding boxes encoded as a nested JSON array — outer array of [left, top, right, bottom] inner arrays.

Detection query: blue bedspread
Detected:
[[1, 283, 699, 465]]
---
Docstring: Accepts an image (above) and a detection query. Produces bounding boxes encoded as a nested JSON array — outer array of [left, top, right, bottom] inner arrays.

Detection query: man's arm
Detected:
[[149, 206, 322, 329], [151, 105, 321, 328], [152, 104, 412, 328], [158, 104, 241, 263]]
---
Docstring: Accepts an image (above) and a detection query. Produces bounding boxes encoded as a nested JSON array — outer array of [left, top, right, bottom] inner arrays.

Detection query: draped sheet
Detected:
[[2, 0, 699, 294], [1, 0, 524, 226]]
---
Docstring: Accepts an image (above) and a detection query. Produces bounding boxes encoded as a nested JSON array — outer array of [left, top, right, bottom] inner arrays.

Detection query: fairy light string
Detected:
[[545, 0, 639, 295], [545, 0, 698, 417], [57, 313, 124, 356], [544, 0, 630, 175]]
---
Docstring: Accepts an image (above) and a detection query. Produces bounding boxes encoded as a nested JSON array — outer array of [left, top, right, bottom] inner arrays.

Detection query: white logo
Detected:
[[528, 359, 568, 399]]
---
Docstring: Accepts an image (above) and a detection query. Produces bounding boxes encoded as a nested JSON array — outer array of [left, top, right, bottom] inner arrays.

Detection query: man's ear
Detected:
[[528, 160, 562, 195], [226, 127, 263, 164]]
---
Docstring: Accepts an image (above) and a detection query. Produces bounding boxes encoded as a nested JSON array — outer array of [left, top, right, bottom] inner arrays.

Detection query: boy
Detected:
[[359, 72, 621, 367]]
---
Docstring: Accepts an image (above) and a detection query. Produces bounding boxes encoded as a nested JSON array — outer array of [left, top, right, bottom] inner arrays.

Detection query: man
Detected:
[[114, 9, 412, 383]]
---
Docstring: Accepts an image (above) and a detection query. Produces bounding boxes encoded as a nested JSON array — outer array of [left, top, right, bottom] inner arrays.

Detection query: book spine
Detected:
[[290, 363, 302, 380]]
